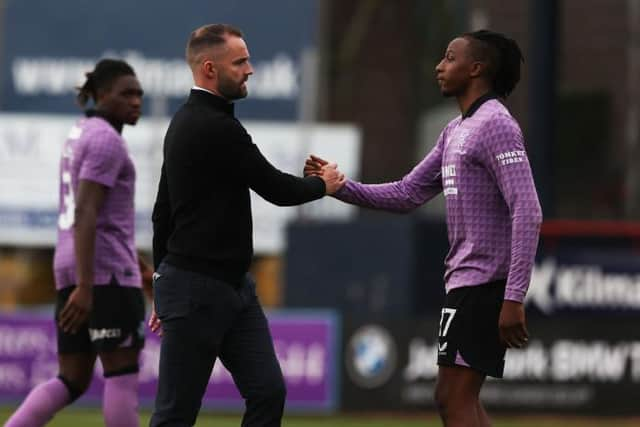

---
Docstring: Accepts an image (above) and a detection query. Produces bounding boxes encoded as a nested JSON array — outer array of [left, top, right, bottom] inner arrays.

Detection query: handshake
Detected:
[[304, 154, 346, 195]]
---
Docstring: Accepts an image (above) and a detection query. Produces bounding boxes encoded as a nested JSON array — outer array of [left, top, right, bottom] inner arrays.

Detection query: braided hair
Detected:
[[463, 30, 524, 98], [76, 59, 135, 107]]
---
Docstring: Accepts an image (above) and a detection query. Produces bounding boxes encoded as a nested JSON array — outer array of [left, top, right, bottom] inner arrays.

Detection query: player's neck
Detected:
[[92, 109, 123, 134], [456, 84, 493, 117]]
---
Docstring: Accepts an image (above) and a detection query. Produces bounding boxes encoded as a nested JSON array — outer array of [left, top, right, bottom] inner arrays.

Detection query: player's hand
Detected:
[[319, 163, 346, 195], [303, 154, 329, 177], [498, 300, 529, 348], [148, 301, 163, 337], [59, 285, 93, 334]]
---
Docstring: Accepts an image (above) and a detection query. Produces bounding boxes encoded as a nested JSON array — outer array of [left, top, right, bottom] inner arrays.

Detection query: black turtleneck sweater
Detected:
[[152, 89, 325, 284]]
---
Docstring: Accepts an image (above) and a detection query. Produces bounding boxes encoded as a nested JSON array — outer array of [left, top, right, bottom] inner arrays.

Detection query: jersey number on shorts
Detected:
[[438, 308, 457, 351]]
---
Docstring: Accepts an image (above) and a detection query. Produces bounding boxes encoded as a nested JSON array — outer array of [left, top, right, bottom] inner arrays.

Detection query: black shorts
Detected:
[[55, 284, 146, 354], [437, 280, 507, 378]]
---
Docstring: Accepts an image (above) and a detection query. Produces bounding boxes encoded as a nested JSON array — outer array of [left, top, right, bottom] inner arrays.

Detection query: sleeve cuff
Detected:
[[308, 175, 326, 195], [332, 179, 353, 200], [78, 175, 115, 188], [504, 288, 525, 303]]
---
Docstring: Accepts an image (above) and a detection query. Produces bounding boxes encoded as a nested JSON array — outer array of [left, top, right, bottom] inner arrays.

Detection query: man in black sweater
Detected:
[[148, 24, 344, 427]]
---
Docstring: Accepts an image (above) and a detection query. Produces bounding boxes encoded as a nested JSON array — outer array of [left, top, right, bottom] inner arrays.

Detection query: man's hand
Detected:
[[304, 155, 345, 194], [498, 300, 529, 348], [59, 285, 93, 334], [319, 163, 346, 195], [304, 154, 329, 177], [148, 301, 163, 337]]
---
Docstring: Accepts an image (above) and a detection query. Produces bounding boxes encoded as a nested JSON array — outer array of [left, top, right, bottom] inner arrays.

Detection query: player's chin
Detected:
[[439, 87, 455, 98], [126, 114, 141, 125]]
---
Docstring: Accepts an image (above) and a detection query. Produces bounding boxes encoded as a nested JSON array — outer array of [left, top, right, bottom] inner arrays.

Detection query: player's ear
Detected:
[[469, 60, 486, 78], [94, 86, 109, 106]]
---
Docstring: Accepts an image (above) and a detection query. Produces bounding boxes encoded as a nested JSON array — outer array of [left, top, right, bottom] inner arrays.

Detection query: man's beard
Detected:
[[218, 75, 248, 101]]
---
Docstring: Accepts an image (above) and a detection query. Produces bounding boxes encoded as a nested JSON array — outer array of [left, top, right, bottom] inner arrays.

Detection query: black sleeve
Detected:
[[231, 123, 326, 206], [151, 163, 172, 270]]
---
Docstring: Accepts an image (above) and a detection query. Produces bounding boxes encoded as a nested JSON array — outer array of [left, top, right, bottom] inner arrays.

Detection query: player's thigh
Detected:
[[99, 347, 141, 374], [55, 286, 97, 389], [58, 352, 97, 392], [87, 284, 145, 375], [435, 365, 485, 403], [89, 284, 146, 353]]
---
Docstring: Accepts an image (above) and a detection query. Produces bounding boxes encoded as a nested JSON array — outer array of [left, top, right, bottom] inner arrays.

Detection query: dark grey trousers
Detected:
[[149, 262, 286, 427]]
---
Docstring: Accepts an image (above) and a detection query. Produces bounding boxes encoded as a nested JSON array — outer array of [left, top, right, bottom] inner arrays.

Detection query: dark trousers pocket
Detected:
[[153, 269, 192, 322]]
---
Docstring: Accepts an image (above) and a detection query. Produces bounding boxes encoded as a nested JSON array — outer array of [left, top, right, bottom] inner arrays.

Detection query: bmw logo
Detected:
[[345, 324, 397, 389]]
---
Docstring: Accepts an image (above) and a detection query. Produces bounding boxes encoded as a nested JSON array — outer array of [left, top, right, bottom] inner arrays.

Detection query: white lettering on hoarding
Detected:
[[502, 341, 548, 380], [275, 340, 326, 385], [0, 364, 27, 390], [279, 343, 307, 384], [526, 258, 640, 313], [207, 340, 327, 386], [401, 339, 640, 384], [305, 343, 327, 385], [551, 341, 630, 382], [0, 326, 50, 356], [631, 343, 640, 381], [12, 52, 299, 100], [0, 113, 360, 253], [403, 338, 438, 381]]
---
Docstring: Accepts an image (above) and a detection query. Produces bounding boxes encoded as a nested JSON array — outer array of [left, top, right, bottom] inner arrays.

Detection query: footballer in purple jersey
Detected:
[[305, 30, 542, 427], [5, 59, 151, 427]]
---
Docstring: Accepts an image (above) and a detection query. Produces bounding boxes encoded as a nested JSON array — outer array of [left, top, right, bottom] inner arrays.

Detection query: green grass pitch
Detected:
[[1, 408, 639, 427]]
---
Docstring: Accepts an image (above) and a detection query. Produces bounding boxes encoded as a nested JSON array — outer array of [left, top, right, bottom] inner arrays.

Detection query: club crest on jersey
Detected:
[[451, 129, 470, 154]]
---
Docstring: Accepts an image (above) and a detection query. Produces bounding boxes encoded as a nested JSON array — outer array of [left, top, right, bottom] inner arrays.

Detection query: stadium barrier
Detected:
[[287, 219, 640, 415], [340, 315, 640, 415], [0, 310, 340, 413]]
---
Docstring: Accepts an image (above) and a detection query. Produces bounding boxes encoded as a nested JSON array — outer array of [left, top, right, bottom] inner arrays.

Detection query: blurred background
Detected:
[[1, 0, 639, 425]]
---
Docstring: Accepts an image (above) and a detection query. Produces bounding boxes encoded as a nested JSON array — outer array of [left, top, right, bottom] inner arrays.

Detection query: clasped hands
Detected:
[[304, 154, 346, 195]]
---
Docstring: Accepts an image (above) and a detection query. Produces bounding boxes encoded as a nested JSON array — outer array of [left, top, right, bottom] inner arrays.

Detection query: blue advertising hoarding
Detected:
[[0, 0, 317, 120], [526, 230, 640, 316], [341, 315, 640, 415]]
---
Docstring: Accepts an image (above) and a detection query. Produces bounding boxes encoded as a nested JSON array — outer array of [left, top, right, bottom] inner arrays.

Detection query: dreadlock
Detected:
[[76, 59, 135, 107], [463, 30, 524, 98]]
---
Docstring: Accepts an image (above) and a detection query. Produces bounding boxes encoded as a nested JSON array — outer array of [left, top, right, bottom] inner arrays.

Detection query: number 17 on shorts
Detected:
[[438, 308, 457, 355]]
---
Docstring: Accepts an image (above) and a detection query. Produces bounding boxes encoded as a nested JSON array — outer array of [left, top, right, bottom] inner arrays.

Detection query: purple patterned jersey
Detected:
[[335, 99, 542, 302], [53, 117, 141, 290]]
